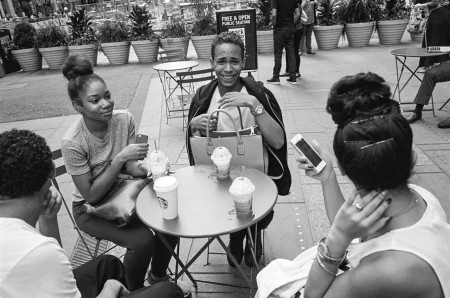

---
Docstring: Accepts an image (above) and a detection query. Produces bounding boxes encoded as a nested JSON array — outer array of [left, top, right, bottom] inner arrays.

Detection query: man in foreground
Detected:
[[0, 129, 183, 298]]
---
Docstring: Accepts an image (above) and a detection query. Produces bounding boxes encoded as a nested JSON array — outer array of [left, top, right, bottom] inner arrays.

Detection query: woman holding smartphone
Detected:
[[257, 72, 450, 298], [60, 55, 190, 296]]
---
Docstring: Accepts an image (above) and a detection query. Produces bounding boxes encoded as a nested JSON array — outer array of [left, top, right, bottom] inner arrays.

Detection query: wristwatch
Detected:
[[251, 104, 265, 116]]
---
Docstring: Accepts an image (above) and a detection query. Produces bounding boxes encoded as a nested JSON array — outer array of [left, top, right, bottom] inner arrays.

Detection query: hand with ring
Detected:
[[328, 189, 391, 244], [190, 114, 218, 132]]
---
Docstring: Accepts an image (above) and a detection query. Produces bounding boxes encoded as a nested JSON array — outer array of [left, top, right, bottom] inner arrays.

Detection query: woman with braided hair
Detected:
[[256, 72, 450, 298]]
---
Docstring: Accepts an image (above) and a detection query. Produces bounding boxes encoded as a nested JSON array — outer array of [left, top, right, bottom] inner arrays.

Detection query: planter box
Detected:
[[314, 24, 343, 50], [101, 41, 130, 65], [12, 48, 42, 72], [39, 46, 69, 70], [256, 30, 273, 53], [377, 19, 409, 45], [131, 39, 160, 63], [160, 37, 190, 59], [410, 32, 424, 43], [345, 22, 375, 47], [69, 44, 98, 66], [191, 35, 216, 59]]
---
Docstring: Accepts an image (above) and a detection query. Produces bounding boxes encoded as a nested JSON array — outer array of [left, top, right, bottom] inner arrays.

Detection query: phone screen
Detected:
[[295, 139, 322, 167], [136, 134, 148, 144]]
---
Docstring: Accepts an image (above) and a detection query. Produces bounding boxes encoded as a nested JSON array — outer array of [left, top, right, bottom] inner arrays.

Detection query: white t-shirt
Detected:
[[0, 218, 81, 298], [206, 86, 256, 131]]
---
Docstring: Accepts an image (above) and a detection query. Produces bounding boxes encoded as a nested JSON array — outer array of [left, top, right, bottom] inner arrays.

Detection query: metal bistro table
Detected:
[[136, 164, 278, 291], [391, 48, 449, 115], [153, 60, 199, 122]]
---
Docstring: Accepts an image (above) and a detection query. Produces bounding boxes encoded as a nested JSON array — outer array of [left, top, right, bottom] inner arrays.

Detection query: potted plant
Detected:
[[159, 18, 190, 59], [67, 8, 98, 66], [377, 0, 410, 45], [314, 0, 344, 50], [129, 4, 160, 63], [190, 0, 217, 59], [35, 19, 69, 70], [10, 22, 42, 71], [249, 0, 273, 53], [97, 20, 131, 65], [337, 0, 383, 47]]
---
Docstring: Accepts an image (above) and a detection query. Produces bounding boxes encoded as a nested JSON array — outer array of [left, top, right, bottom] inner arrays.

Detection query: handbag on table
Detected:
[[84, 163, 152, 227], [189, 108, 267, 173]]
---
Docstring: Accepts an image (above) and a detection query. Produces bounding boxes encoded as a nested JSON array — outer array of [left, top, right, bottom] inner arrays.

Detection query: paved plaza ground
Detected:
[[2, 33, 450, 297]]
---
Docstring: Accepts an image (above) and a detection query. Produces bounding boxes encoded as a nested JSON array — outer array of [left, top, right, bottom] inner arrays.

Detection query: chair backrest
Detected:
[[176, 68, 215, 88], [159, 48, 185, 62]]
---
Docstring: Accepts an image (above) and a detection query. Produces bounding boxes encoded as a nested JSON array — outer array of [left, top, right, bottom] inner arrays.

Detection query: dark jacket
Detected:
[[186, 77, 292, 195]]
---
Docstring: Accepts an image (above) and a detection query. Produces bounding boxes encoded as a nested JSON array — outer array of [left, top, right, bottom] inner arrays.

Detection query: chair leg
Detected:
[[439, 97, 450, 110], [93, 238, 101, 257]]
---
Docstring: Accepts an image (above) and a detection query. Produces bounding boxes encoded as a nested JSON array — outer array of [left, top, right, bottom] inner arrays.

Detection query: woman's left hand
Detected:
[[218, 92, 258, 110], [329, 189, 391, 244]]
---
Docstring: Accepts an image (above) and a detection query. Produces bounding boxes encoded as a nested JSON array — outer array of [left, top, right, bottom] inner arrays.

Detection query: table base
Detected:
[[157, 226, 261, 293]]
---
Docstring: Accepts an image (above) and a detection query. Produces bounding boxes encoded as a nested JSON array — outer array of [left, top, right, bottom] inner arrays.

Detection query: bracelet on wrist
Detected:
[[317, 237, 347, 266], [315, 254, 338, 276]]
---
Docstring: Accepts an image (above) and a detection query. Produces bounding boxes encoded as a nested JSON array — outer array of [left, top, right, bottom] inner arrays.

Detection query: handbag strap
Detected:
[[206, 109, 245, 155], [216, 107, 244, 129]]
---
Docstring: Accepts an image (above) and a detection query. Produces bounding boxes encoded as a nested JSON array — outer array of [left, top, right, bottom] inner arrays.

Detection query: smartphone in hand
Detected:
[[136, 134, 149, 144], [291, 134, 326, 174]]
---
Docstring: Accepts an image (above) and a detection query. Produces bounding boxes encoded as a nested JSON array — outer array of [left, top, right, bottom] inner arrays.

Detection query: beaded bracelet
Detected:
[[317, 237, 347, 266], [315, 254, 338, 276]]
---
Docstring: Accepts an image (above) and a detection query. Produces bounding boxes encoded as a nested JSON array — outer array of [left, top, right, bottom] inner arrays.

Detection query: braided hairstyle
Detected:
[[327, 72, 413, 191], [62, 54, 105, 106]]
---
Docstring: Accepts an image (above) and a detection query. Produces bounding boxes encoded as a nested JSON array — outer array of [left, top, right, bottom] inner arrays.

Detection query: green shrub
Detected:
[[97, 20, 131, 43], [160, 18, 188, 38], [35, 20, 68, 48], [129, 4, 157, 41], [68, 8, 97, 45], [336, 0, 384, 23], [12, 22, 37, 49], [249, 0, 272, 31], [317, 0, 343, 26]]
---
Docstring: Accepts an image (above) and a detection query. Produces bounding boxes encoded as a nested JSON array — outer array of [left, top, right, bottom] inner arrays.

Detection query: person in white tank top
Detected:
[[289, 72, 450, 298]]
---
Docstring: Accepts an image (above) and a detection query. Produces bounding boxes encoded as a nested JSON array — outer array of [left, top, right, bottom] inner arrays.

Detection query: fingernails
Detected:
[[381, 190, 388, 196], [385, 198, 392, 205]]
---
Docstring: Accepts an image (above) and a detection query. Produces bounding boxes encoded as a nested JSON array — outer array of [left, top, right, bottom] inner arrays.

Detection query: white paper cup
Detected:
[[153, 176, 178, 220], [229, 177, 255, 218]]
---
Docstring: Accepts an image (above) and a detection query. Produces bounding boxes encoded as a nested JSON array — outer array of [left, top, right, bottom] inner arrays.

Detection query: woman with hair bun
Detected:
[[60, 54, 190, 296], [256, 72, 450, 298]]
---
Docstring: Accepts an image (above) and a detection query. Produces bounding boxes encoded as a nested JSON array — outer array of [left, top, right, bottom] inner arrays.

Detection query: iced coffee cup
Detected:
[[229, 176, 255, 217], [148, 150, 169, 180], [153, 176, 178, 220], [211, 146, 232, 180]]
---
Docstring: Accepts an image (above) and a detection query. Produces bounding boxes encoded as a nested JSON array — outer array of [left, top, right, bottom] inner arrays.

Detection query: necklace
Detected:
[[389, 190, 419, 218]]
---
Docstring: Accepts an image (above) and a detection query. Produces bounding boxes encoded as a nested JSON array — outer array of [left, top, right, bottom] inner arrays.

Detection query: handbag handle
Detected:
[[206, 109, 245, 155], [216, 107, 244, 129]]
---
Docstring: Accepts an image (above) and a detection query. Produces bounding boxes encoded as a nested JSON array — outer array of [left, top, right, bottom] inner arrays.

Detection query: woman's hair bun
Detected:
[[62, 54, 93, 81], [326, 72, 399, 127]]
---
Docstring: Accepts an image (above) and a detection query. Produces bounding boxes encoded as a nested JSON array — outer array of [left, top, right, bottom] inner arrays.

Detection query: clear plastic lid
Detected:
[[153, 176, 178, 192], [148, 150, 168, 165], [229, 176, 255, 196], [211, 146, 232, 163]]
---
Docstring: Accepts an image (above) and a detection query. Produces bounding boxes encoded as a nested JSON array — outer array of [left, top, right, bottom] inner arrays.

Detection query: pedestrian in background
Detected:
[[281, 4, 307, 79], [267, 0, 301, 85], [300, 0, 318, 55]]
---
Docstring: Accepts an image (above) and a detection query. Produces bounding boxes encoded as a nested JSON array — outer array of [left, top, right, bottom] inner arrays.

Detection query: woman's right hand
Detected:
[[296, 140, 335, 183], [118, 143, 149, 162], [190, 114, 218, 132]]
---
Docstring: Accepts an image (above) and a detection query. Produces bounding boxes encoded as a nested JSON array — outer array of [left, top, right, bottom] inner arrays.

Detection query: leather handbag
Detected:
[[189, 109, 267, 173], [85, 172, 152, 227]]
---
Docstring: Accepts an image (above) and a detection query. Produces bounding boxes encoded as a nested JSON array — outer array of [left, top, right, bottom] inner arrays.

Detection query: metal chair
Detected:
[[175, 68, 215, 129], [158, 49, 185, 62], [51, 149, 117, 268]]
